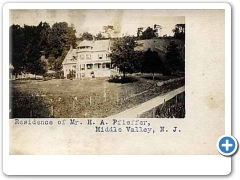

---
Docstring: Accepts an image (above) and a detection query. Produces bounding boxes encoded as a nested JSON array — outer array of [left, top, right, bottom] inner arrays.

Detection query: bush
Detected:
[[108, 75, 138, 84]]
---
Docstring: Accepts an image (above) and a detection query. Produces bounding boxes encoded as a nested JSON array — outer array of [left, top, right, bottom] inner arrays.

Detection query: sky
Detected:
[[10, 9, 185, 37]]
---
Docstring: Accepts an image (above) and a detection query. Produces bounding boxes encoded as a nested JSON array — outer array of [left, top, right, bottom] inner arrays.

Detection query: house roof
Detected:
[[77, 40, 94, 48], [93, 40, 111, 51], [63, 40, 111, 65], [62, 49, 77, 65], [68, 49, 77, 57], [77, 39, 110, 51]]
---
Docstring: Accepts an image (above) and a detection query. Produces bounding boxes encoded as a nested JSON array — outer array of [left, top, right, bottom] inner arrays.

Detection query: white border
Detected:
[[2, 3, 231, 175]]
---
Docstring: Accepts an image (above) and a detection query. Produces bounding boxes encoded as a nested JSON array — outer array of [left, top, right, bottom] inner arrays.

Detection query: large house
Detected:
[[62, 39, 115, 79]]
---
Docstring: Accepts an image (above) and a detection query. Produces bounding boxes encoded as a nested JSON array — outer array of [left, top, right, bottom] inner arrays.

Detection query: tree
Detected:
[[95, 32, 104, 40], [80, 32, 94, 41], [153, 24, 162, 37], [165, 41, 185, 73], [172, 24, 185, 40], [9, 24, 25, 74], [137, 27, 143, 38], [48, 54, 56, 70], [131, 51, 144, 73], [39, 22, 51, 56], [141, 27, 156, 40], [22, 23, 43, 76], [48, 22, 76, 58], [143, 48, 164, 81], [109, 36, 140, 81], [54, 56, 63, 72], [102, 25, 114, 38]]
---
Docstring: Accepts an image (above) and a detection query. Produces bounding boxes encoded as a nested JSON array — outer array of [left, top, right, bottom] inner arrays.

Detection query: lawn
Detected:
[[10, 75, 185, 118]]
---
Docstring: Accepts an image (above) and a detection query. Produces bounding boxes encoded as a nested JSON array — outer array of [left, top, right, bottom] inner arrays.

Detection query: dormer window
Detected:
[[79, 46, 92, 49]]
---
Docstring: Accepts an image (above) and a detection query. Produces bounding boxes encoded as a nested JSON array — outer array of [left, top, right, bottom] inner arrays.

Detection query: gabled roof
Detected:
[[68, 49, 77, 57], [77, 40, 94, 48], [62, 49, 77, 65]]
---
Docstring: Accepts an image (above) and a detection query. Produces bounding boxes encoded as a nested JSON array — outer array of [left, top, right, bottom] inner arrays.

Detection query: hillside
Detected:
[[135, 38, 185, 62]]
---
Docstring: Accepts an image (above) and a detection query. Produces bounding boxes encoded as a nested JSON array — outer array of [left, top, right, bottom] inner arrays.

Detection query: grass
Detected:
[[10, 74, 185, 118]]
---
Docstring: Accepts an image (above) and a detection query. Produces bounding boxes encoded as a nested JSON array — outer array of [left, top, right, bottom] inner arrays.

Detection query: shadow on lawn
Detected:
[[108, 76, 138, 84], [10, 91, 52, 118], [141, 75, 178, 81]]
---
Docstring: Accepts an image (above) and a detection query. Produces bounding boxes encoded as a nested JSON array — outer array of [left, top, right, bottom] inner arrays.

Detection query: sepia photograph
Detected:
[[9, 9, 185, 119]]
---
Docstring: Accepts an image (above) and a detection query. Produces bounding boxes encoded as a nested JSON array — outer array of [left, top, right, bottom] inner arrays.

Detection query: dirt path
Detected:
[[107, 86, 185, 118]]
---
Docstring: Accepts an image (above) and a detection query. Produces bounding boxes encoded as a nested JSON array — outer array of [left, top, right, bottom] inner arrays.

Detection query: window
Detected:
[[98, 54, 103, 59], [86, 54, 91, 60], [87, 64, 93, 69], [106, 54, 109, 59], [80, 55, 84, 60], [81, 64, 85, 70]]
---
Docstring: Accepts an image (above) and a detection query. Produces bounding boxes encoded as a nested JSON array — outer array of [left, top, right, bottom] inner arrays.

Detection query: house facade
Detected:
[[62, 40, 115, 79]]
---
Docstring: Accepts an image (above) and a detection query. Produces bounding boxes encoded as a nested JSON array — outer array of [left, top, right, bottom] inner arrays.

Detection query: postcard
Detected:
[[3, 3, 232, 175]]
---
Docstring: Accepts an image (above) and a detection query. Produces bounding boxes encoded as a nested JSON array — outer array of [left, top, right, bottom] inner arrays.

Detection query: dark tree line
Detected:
[[172, 24, 185, 40], [143, 48, 165, 81], [165, 41, 185, 72], [78, 25, 116, 41], [10, 21, 77, 76], [137, 23, 185, 40], [137, 26, 157, 40]]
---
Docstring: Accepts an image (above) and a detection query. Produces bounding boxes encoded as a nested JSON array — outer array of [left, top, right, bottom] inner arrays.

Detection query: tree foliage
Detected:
[[142, 48, 164, 80], [172, 24, 185, 40], [137, 27, 144, 38], [138, 26, 157, 40], [153, 24, 162, 37], [102, 25, 114, 38], [165, 41, 185, 73], [95, 32, 104, 40], [109, 36, 142, 80], [21, 23, 46, 75], [9, 24, 25, 74], [10, 21, 77, 76], [79, 32, 94, 41]]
